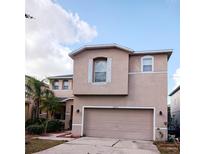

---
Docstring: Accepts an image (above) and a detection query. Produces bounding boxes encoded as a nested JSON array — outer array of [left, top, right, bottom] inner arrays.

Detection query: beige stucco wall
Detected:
[[73, 48, 129, 95], [129, 54, 167, 72], [71, 53, 168, 141]]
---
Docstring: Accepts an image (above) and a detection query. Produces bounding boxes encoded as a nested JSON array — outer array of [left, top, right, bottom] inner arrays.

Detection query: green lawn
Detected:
[[26, 136, 66, 154], [154, 141, 180, 154]]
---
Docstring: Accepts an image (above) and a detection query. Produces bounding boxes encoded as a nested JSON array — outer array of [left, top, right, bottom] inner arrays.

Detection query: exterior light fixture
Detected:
[[159, 111, 163, 115], [76, 109, 80, 113]]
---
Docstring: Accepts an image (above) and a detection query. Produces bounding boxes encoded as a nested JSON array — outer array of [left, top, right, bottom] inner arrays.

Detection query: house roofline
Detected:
[[169, 85, 180, 96], [58, 97, 74, 102], [47, 74, 73, 79], [69, 43, 134, 58], [69, 43, 173, 60], [132, 49, 173, 60]]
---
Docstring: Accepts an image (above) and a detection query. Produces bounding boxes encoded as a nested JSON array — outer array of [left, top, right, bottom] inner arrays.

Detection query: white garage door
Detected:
[[83, 108, 154, 140]]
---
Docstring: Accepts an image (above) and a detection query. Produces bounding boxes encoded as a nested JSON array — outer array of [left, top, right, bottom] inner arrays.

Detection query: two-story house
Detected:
[[68, 44, 172, 141], [47, 74, 74, 129]]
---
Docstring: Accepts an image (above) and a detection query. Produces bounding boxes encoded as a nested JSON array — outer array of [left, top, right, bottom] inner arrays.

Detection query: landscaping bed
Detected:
[[25, 118, 65, 135], [25, 135, 66, 154], [154, 141, 180, 154]]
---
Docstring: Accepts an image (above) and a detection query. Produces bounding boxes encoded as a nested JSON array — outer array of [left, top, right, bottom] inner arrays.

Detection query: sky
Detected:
[[25, 0, 180, 94]]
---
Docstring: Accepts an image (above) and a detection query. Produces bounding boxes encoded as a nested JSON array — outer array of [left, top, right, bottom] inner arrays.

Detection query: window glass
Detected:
[[53, 80, 59, 90], [63, 80, 69, 89], [94, 58, 107, 82], [143, 65, 152, 72], [142, 57, 153, 72], [143, 58, 152, 65]]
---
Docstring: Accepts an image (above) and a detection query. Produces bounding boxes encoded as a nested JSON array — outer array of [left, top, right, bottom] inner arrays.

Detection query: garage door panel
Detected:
[[84, 108, 153, 140], [85, 123, 152, 132], [85, 127, 152, 133], [85, 129, 152, 140]]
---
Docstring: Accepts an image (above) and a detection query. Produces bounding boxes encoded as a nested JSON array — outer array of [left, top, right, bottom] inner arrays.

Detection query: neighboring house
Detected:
[[67, 44, 172, 141], [25, 75, 34, 121], [169, 85, 180, 137], [47, 74, 74, 130], [25, 97, 33, 121]]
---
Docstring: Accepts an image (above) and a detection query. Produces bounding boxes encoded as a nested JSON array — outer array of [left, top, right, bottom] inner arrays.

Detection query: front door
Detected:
[[69, 105, 73, 130]]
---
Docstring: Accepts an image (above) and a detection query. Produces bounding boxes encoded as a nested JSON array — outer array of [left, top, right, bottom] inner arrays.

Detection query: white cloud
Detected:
[[26, 0, 97, 79], [173, 67, 180, 89]]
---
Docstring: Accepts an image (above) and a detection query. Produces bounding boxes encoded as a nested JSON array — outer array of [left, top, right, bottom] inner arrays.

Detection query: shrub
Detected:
[[46, 119, 64, 133], [25, 118, 46, 128], [25, 119, 35, 128], [26, 124, 44, 134], [168, 134, 175, 143]]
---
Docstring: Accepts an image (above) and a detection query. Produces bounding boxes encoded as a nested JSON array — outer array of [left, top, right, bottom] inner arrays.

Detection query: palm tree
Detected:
[[40, 89, 60, 119], [25, 75, 48, 119], [40, 89, 61, 134]]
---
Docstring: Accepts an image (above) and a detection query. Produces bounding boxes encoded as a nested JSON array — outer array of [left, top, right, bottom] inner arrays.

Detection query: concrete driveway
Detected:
[[34, 137, 160, 154]]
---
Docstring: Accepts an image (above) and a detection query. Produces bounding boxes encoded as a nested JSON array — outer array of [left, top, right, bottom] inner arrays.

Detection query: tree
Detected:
[[40, 89, 60, 134], [25, 75, 48, 119], [40, 89, 60, 119]]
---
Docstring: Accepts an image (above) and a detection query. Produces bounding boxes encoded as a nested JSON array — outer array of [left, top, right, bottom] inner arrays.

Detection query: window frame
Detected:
[[62, 80, 69, 90], [52, 80, 59, 90], [141, 55, 154, 73], [93, 57, 107, 83]]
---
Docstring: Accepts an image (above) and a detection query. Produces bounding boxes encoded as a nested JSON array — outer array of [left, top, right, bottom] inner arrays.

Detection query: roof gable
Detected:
[[69, 43, 134, 58], [69, 43, 173, 60]]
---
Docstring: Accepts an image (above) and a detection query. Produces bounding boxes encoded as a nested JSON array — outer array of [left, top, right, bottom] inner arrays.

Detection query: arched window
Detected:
[[93, 58, 107, 82], [141, 56, 154, 72]]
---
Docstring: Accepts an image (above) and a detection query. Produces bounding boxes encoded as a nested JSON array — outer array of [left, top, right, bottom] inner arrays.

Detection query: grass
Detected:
[[25, 135, 66, 154], [154, 141, 180, 154]]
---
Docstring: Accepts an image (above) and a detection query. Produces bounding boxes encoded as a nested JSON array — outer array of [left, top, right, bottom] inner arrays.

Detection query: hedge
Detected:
[[25, 118, 46, 128], [26, 124, 44, 134], [46, 119, 64, 133], [26, 118, 64, 134]]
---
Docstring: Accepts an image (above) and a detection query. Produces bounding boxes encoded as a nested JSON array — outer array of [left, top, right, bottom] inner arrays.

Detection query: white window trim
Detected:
[[91, 82, 107, 85], [52, 89, 72, 91], [88, 59, 93, 83], [141, 55, 154, 73], [80, 106, 156, 141], [88, 57, 112, 85], [93, 58, 107, 83]]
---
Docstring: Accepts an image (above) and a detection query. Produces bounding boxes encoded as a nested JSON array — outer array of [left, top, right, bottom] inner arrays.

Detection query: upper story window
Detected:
[[63, 80, 69, 90], [52, 80, 59, 90], [88, 57, 112, 84], [93, 58, 107, 82], [141, 56, 154, 72]]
